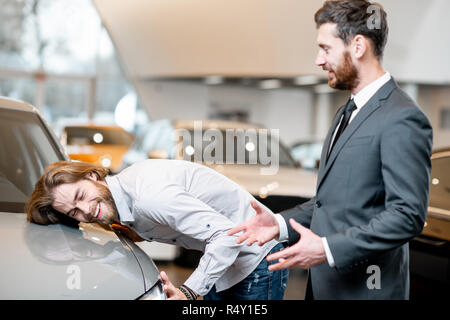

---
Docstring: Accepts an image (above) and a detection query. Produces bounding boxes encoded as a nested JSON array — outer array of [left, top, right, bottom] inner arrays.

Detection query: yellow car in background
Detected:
[[61, 124, 134, 173]]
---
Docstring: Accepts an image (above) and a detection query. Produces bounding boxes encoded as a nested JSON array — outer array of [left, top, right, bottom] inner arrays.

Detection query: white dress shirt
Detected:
[[105, 159, 278, 296], [276, 72, 391, 268]]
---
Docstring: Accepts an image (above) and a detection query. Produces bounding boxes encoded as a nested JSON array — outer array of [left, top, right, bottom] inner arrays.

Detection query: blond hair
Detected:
[[25, 161, 109, 225]]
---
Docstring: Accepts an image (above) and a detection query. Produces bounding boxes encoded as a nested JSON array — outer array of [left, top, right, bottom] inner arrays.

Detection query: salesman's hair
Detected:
[[315, 0, 389, 60], [25, 161, 109, 226]]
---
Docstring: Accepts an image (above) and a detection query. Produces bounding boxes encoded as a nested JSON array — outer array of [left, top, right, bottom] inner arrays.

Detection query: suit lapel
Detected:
[[317, 105, 345, 185], [316, 78, 398, 191]]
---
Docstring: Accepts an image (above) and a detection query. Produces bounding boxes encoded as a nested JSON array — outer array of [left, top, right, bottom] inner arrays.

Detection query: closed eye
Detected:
[[67, 209, 76, 218], [319, 44, 330, 54]]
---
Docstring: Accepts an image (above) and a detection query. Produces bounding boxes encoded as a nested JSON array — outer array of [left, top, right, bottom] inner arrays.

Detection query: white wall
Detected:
[[135, 80, 315, 146], [208, 85, 315, 145], [418, 86, 450, 149], [135, 80, 209, 120]]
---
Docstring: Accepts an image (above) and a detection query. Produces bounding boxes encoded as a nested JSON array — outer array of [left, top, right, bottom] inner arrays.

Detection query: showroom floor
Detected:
[[156, 260, 448, 300], [155, 261, 308, 300]]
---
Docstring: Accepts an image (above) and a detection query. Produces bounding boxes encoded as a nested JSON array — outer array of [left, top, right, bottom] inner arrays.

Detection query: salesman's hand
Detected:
[[266, 219, 327, 270], [160, 271, 187, 300], [228, 200, 280, 246]]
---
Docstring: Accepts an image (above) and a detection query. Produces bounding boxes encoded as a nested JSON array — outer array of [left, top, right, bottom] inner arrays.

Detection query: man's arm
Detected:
[[279, 196, 316, 245], [138, 186, 243, 297], [228, 196, 316, 247]]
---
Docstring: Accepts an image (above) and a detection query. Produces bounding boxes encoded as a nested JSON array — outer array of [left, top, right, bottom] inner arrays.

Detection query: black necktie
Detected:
[[327, 98, 357, 160]]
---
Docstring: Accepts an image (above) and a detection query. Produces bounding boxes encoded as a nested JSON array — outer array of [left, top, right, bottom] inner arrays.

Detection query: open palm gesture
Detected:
[[228, 200, 280, 246]]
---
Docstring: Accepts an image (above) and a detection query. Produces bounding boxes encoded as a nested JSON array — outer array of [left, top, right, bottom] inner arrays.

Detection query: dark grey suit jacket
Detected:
[[281, 78, 433, 299]]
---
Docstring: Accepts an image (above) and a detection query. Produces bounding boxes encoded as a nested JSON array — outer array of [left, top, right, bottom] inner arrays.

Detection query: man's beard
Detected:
[[328, 51, 359, 91], [90, 180, 119, 225]]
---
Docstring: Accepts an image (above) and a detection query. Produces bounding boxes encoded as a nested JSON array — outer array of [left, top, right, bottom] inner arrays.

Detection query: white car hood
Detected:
[[0, 212, 146, 299]]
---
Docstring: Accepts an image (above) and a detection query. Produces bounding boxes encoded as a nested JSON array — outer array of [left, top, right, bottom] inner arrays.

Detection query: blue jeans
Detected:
[[203, 243, 289, 300]]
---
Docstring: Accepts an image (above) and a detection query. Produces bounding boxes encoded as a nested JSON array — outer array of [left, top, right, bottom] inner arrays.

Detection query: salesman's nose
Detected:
[[315, 51, 325, 67]]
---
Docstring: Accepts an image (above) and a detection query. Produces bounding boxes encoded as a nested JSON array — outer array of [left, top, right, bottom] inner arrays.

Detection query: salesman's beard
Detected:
[[327, 51, 360, 91]]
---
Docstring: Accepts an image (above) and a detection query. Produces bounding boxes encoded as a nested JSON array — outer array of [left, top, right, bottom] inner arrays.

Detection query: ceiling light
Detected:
[[185, 145, 195, 156], [93, 133, 104, 144]]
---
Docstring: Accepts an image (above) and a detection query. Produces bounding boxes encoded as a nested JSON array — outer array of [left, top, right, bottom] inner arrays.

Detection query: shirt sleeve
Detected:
[[322, 237, 336, 268], [137, 184, 244, 296], [274, 214, 289, 242]]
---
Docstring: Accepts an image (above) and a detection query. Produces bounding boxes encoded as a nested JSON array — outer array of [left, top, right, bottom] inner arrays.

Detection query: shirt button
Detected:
[[205, 285, 209, 289], [206, 224, 210, 228]]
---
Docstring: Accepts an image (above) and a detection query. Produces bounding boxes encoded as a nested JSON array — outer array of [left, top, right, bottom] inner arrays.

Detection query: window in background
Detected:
[[0, 77, 35, 105], [45, 79, 88, 121], [0, 0, 142, 133]]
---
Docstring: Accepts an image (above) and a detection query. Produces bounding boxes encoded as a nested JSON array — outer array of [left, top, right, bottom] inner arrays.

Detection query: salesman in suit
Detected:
[[229, 0, 433, 299]]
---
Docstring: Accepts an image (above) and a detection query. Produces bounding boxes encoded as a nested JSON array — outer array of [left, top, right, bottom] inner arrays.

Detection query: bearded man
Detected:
[[229, 0, 433, 300]]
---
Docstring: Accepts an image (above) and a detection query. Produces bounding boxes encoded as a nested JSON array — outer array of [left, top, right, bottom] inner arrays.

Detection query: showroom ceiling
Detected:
[[93, 0, 450, 85]]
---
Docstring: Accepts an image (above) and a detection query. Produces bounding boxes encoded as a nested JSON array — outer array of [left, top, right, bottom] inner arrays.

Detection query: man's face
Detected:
[[315, 23, 359, 91], [51, 177, 118, 225]]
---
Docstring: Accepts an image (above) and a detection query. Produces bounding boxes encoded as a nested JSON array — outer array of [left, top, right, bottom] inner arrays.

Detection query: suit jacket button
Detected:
[[316, 201, 322, 208]]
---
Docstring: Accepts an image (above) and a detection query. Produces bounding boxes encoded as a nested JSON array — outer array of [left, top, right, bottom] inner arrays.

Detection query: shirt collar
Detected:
[[351, 72, 391, 109], [105, 175, 135, 224]]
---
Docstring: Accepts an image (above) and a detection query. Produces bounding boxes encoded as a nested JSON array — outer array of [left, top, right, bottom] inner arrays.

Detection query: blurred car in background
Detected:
[[60, 124, 135, 173], [123, 119, 318, 213], [409, 147, 450, 299], [290, 140, 323, 171], [422, 147, 450, 241], [0, 97, 164, 299]]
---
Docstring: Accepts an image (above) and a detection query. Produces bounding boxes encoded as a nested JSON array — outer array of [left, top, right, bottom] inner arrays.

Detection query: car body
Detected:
[[0, 97, 164, 299], [421, 148, 450, 241], [122, 119, 318, 213], [409, 147, 450, 298], [60, 124, 135, 173]]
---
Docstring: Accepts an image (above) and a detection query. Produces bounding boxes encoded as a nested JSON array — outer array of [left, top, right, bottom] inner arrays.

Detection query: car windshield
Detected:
[[132, 119, 176, 157], [0, 109, 62, 213], [65, 127, 133, 146], [429, 155, 450, 211], [181, 129, 297, 167], [291, 142, 323, 170]]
